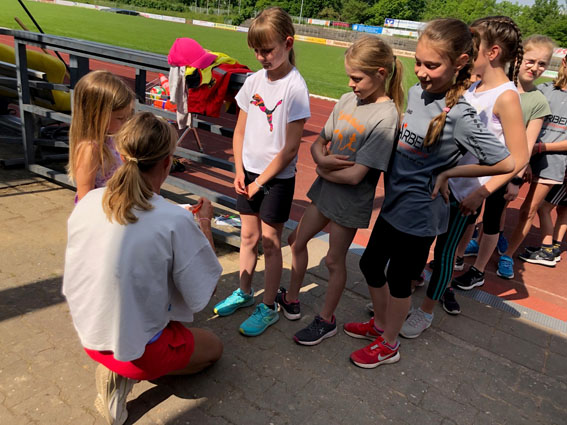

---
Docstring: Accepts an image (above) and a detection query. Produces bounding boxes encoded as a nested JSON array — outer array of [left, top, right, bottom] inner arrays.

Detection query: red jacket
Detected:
[[187, 63, 250, 117]]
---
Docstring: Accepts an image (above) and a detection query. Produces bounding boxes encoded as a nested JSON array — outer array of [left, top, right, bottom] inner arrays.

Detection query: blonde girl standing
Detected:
[[68, 70, 134, 202], [345, 19, 515, 368], [212, 7, 311, 336], [274, 35, 403, 345]]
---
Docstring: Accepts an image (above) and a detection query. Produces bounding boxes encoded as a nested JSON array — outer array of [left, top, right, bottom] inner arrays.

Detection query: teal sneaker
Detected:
[[213, 288, 255, 316], [239, 303, 279, 336]]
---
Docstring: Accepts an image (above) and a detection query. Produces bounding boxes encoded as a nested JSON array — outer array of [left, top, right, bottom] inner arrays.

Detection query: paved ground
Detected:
[[1, 167, 567, 425]]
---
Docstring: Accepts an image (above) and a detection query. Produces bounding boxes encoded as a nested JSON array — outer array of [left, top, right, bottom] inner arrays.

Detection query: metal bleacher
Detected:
[[0, 28, 246, 246]]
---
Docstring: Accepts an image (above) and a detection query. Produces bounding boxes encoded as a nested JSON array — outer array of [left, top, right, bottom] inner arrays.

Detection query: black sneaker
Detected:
[[293, 315, 337, 346], [440, 287, 461, 315], [275, 287, 301, 320], [454, 256, 465, 271], [518, 247, 556, 267], [452, 266, 485, 290]]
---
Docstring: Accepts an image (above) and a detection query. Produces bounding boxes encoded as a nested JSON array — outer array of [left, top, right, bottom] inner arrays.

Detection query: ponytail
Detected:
[[387, 57, 404, 118], [102, 112, 177, 225], [345, 35, 404, 117], [424, 65, 473, 147]]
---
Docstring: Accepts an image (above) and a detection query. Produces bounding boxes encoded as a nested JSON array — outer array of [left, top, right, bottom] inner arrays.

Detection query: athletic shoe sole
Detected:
[[214, 297, 255, 316], [239, 314, 279, 336], [442, 304, 461, 315], [293, 327, 337, 346], [496, 269, 514, 280], [453, 279, 484, 291], [278, 307, 301, 321], [453, 263, 464, 271], [518, 256, 556, 267], [350, 352, 400, 369], [343, 328, 378, 341]]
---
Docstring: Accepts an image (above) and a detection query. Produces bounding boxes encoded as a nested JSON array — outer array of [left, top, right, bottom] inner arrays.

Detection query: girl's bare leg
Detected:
[[288, 204, 329, 301], [261, 220, 285, 305], [239, 214, 262, 294], [319, 222, 357, 321]]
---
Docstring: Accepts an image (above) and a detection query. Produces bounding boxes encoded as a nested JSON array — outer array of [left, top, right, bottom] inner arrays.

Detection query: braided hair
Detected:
[[420, 19, 476, 147], [470, 16, 523, 85]]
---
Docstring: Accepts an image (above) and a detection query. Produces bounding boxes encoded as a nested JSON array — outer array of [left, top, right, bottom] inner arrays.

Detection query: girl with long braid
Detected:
[[344, 19, 515, 367], [450, 16, 529, 291]]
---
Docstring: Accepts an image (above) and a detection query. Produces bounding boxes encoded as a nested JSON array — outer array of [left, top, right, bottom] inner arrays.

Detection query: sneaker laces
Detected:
[[407, 309, 428, 327]]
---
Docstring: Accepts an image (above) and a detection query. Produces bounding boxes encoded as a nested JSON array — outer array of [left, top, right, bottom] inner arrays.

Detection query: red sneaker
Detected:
[[343, 318, 383, 341], [350, 338, 400, 369]]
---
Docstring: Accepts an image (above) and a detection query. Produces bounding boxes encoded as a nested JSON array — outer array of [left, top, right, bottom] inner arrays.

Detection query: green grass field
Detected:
[[1, 1, 419, 99]]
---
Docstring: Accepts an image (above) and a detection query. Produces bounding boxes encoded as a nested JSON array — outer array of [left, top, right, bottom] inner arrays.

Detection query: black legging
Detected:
[[360, 215, 435, 299]]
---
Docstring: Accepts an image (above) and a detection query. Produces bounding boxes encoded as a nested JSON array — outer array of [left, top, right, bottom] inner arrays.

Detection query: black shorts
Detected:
[[481, 184, 508, 235], [236, 170, 295, 224], [546, 182, 567, 206]]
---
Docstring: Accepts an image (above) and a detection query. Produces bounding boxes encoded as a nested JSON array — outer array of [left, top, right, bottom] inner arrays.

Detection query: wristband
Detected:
[[538, 143, 542, 154], [254, 179, 263, 189], [510, 177, 523, 186]]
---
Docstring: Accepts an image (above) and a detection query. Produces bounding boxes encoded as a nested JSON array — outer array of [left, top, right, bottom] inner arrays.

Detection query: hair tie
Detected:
[[125, 155, 138, 164], [443, 107, 451, 114]]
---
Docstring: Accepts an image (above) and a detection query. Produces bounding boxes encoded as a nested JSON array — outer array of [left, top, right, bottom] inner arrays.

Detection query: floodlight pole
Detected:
[[299, 0, 304, 24]]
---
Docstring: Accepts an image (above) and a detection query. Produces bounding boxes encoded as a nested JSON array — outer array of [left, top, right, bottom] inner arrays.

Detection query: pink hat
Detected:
[[167, 38, 217, 68]]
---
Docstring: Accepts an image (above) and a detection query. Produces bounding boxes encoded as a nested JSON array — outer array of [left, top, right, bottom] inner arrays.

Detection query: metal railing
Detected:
[[0, 28, 247, 245]]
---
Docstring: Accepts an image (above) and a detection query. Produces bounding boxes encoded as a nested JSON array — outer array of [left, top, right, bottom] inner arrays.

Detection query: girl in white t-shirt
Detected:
[[64, 113, 223, 424], [276, 35, 403, 346], [212, 7, 311, 337]]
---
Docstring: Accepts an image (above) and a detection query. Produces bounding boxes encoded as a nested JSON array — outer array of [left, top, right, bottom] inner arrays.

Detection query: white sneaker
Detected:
[[95, 365, 136, 425], [400, 309, 432, 339]]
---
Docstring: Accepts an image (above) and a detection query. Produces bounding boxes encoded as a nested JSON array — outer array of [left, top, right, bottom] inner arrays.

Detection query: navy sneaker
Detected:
[[294, 315, 337, 346], [440, 287, 461, 315], [275, 287, 301, 320]]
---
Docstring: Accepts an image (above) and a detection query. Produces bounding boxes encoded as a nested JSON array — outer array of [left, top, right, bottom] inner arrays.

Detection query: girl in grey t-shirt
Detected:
[[280, 36, 404, 347], [347, 19, 514, 369]]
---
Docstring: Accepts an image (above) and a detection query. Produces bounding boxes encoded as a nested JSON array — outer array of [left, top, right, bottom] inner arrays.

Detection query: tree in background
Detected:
[[341, 0, 372, 24], [367, 0, 426, 26]]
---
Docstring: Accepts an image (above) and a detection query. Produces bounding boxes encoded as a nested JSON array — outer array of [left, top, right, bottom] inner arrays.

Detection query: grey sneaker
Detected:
[[400, 309, 432, 339], [95, 364, 136, 425]]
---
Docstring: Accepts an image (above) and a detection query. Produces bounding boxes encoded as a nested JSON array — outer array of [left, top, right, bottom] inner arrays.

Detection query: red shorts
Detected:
[[84, 321, 194, 380]]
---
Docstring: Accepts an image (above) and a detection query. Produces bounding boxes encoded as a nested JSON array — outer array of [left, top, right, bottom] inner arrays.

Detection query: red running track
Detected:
[[2, 35, 566, 323]]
